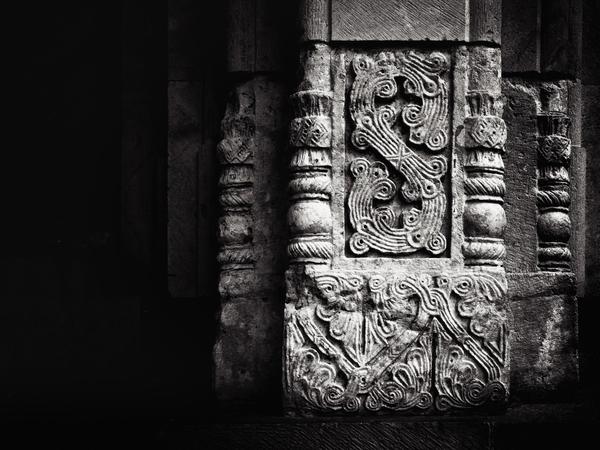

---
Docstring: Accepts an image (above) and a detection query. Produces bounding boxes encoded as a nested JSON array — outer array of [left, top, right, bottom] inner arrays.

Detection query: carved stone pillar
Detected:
[[463, 49, 508, 267], [217, 84, 256, 279], [536, 87, 572, 271], [288, 45, 334, 264], [284, 1, 510, 415]]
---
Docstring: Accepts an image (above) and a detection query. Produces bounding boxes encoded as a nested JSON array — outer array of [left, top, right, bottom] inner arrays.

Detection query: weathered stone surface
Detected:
[[226, 0, 256, 72], [193, 420, 492, 449], [581, 84, 600, 387], [502, 0, 582, 77], [284, 45, 510, 415], [346, 50, 451, 257], [207, 0, 585, 418], [507, 273, 578, 399], [568, 82, 585, 296], [507, 272, 575, 299], [214, 297, 283, 408], [470, 0, 502, 43], [583, 0, 600, 85], [502, 0, 540, 73], [216, 80, 256, 288], [537, 107, 572, 271], [285, 268, 509, 413], [161, 406, 599, 449], [299, 0, 330, 42], [583, 85, 600, 297], [287, 44, 333, 264], [502, 79, 576, 273], [331, 0, 467, 42], [540, 0, 581, 77], [214, 74, 289, 408], [500, 79, 580, 397], [509, 294, 578, 400]]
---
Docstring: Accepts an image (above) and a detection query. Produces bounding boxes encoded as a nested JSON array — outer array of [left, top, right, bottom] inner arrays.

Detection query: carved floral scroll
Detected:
[[285, 46, 509, 415], [347, 52, 449, 256], [286, 270, 508, 413]]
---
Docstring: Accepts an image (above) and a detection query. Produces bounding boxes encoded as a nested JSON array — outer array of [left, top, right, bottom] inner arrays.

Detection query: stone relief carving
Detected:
[[284, 46, 510, 416], [347, 51, 449, 256], [463, 89, 507, 266], [536, 96, 572, 271], [285, 270, 508, 413], [287, 45, 334, 264], [217, 86, 255, 271]]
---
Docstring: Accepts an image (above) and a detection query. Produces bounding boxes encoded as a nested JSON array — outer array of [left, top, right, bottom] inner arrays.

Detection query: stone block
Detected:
[[213, 297, 283, 410], [584, 85, 600, 296], [194, 420, 491, 449], [331, 0, 467, 41], [214, 76, 289, 409], [502, 0, 540, 73], [502, 79, 539, 273], [509, 292, 578, 400]]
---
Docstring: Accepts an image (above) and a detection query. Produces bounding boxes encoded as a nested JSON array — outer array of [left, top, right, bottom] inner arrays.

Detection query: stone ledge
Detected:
[[176, 402, 597, 450], [508, 272, 576, 299]]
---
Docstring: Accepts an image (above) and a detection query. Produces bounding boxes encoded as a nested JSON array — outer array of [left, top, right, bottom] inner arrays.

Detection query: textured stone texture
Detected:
[[213, 297, 282, 409], [214, 75, 288, 409], [193, 420, 492, 449], [7, 1, 596, 446], [584, 85, 600, 298], [226, 0, 295, 72], [581, 81, 600, 388], [299, 0, 330, 42], [508, 274, 578, 400], [502, 79, 578, 273], [502, 0, 582, 77], [498, 80, 538, 273], [500, 78, 580, 398], [211, 0, 585, 418], [284, 45, 510, 415], [569, 81, 585, 294], [331, 0, 467, 41], [583, 0, 600, 85], [502, 0, 540, 72], [510, 295, 578, 399], [163, 405, 598, 450]]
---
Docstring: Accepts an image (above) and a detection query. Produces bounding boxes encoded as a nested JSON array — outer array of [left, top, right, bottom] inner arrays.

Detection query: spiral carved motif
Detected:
[[286, 271, 508, 412], [347, 51, 450, 256]]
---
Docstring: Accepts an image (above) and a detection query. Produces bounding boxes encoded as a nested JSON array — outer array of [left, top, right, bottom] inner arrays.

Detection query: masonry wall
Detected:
[[2, 0, 600, 448], [206, 0, 596, 413]]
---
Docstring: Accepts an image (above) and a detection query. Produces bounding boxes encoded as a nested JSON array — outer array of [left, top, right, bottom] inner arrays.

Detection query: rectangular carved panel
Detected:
[[343, 50, 452, 258], [285, 45, 509, 415], [331, 0, 467, 42]]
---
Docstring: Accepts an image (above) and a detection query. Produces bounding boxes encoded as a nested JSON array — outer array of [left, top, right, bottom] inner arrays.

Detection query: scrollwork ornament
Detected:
[[346, 51, 450, 256], [286, 271, 508, 413]]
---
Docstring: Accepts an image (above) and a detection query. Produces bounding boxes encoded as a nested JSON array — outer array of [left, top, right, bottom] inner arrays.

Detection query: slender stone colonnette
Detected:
[[536, 86, 572, 271]]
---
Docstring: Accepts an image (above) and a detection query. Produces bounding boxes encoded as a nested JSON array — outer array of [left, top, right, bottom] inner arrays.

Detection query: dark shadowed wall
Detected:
[[2, 2, 225, 429]]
